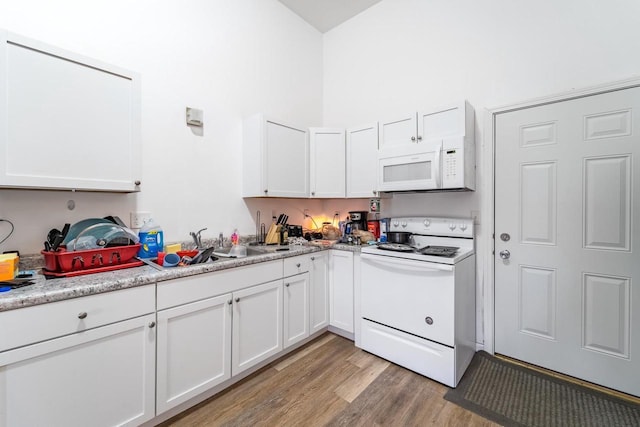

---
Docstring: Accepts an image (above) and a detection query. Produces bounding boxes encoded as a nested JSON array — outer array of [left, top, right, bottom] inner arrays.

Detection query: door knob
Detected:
[[499, 250, 511, 260]]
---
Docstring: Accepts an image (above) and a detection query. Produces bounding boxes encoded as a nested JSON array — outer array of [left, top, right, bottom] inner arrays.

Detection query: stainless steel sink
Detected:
[[211, 246, 267, 258]]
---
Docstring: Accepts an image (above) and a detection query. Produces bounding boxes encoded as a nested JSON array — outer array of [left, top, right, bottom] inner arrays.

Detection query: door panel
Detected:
[[495, 86, 640, 397]]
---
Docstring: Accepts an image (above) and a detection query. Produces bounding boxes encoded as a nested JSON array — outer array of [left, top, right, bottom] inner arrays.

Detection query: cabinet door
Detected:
[[378, 113, 417, 152], [309, 252, 329, 334], [329, 250, 354, 333], [283, 273, 310, 348], [0, 30, 141, 192], [156, 294, 232, 414], [0, 314, 155, 427], [232, 280, 283, 375], [265, 120, 309, 197], [346, 123, 379, 198], [309, 128, 345, 198]]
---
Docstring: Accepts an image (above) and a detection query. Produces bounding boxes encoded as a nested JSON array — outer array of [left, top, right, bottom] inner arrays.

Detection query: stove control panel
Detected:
[[388, 217, 473, 238]]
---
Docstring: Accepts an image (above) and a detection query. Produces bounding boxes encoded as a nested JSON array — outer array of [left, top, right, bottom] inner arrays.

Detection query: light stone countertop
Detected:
[[0, 243, 364, 313]]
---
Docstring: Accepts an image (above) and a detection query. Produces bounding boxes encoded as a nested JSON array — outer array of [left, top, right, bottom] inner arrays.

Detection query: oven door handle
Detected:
[[361, 253, 454, 272]]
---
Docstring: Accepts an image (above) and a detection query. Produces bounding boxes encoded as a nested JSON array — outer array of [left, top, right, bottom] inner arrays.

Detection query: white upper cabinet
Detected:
[[346, 123, 378, 198], [309, 127, 345, 198], [0, 30, 141, 192], [243, 114, 309, 198], [379, 101, 474, 154]]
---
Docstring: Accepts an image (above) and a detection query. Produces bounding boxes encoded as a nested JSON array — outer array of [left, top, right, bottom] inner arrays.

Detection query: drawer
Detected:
[[0, 285, 155, 352], [283, 255, 309, 277], [158, 260, 282, 310]]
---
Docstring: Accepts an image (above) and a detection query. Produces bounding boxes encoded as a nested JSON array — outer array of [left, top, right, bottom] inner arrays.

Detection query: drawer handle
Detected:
[[78, 312, 88, 319], [148, 321, 156, 328], [227, 299, 232, 305], [425, 316, 434, 325], [235, 297, 240, 303], [285, 283, 290, 287], [296, 263, 301, 268]]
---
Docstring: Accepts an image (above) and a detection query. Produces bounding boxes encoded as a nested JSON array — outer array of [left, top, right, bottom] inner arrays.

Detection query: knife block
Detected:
[[265, 224, 281, 244]]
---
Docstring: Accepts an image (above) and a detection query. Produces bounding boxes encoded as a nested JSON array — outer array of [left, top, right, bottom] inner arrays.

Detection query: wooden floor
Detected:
[[161, 333, 499, 427]]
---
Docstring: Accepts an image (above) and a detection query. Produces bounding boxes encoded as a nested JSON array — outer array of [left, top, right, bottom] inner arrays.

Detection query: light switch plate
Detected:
[[186, 107, 203, 127]]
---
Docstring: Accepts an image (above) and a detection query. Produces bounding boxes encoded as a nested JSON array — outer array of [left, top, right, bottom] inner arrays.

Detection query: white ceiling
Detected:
[[277, 0, 384, 33]]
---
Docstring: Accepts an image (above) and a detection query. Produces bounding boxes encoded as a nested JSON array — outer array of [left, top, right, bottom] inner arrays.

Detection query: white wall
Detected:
[[322, 0, 640, 344], [0, 0, 337, 253]]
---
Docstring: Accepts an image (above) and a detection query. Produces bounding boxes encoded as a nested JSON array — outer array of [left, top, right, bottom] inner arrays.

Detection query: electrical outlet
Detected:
[[471, 210, 480, 225], [130, 211, 151, 229], [334, 211, 340, 217]]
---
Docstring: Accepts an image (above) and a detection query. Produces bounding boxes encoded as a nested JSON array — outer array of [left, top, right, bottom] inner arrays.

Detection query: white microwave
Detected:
[[377, 137, 475, 192]]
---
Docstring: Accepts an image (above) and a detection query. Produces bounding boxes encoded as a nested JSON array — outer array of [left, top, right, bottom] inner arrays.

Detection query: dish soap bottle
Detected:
[[231, 228, 239, 245], [138, 218, 164, 258]]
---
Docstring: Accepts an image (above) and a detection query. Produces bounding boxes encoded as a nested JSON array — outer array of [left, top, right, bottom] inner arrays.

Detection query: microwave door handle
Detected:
[[361, 253, 454, 272], [434, 146, 442, 188]]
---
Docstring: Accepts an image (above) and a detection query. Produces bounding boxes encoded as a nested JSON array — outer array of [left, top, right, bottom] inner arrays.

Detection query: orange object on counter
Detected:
[[367, 220, 380, 239], [0, 253, 19, 281]]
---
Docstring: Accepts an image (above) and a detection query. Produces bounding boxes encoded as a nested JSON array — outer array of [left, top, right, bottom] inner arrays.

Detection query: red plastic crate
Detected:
[[41, 244, 141, 273]]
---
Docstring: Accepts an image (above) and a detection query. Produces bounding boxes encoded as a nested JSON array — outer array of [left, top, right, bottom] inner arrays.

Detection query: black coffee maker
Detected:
[[348, 211, 368, 232]]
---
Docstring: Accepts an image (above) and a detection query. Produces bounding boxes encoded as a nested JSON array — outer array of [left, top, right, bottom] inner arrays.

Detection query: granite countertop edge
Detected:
[[0, 243, 363, 313]]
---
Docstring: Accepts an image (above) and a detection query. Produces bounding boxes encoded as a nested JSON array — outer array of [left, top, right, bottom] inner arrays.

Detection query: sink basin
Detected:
[[211, 246, 266, 258]]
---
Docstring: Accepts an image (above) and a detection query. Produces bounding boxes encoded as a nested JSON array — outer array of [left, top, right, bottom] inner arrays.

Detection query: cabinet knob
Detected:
[[373, 190, 377, 194], [417, 135, 423, 141], [227, 299, 232, 305], [134, 180, 141, 186], [148, 321, 156, 328], [78, 312, 88, 319], [264, 189, 268, 194], [311, 191, 315, 196], [425, 316, 434, 325], [235, 297, 240, 303], [310, 256, 315, 261], [285, 283, 290, 287], [296, 263, 301, 268], [411, 136, 416, 141]]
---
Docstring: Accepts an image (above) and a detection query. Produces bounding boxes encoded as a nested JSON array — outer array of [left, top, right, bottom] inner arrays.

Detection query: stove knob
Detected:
[[449, 223, 456, 231], [460, 223, 467, 231], [401, 221, 408, 228], [393, 220, 399, 227], [423, 219, 431, 227]]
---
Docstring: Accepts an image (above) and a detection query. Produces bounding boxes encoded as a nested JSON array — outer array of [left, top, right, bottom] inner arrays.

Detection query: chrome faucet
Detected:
[[190, 228, 207, 249]]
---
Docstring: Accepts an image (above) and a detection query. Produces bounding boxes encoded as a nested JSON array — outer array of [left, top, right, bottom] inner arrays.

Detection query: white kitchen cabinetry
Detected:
[[378, 101, 473, 153], [309, 128, 345, 198], [309, 252, 329, 334], [346, 123, 379, 198], [0, 286, 155, 427], [243, 114, 309, 198], [156, 293, 232, 414], [283, 272, 310, 348], [329, 249, 354, 337], [0, 30, 141, 192], [232, 279, 283, 375]]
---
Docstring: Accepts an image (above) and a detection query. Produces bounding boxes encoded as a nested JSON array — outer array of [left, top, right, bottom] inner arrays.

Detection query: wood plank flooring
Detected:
[[161, 333, 499, 427]]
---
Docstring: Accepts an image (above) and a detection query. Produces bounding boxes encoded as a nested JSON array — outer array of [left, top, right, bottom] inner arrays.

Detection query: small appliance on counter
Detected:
[[347, 211, 368, 232]]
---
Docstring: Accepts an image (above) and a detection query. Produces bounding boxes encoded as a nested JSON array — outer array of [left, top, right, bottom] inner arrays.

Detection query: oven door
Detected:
[[377, 146, 441, 192], [361, 253, 454, 346]]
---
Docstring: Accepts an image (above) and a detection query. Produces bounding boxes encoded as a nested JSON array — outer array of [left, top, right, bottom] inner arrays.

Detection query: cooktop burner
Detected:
[[376, 243, 415, 252], [417, 245, 459, 257]]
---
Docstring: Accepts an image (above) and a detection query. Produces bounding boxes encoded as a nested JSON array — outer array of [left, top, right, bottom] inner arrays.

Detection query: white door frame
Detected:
[[481, 75, 640, 355]]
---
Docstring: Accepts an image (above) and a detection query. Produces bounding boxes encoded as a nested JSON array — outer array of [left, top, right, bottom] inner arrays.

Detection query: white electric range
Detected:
[[359, 217, 476, 387]]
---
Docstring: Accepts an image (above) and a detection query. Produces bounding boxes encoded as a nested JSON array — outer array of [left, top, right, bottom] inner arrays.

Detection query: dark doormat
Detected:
[[444, 351, 640, 427]]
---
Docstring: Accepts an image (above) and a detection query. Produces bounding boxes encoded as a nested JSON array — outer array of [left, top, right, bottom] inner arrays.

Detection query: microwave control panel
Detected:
[[442, 148, 464, 188]]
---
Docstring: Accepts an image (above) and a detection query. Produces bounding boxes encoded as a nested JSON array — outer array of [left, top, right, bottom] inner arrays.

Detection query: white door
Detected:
[[346, 123, 379, 198], [495, 87, 640, 397], [329, 250, 354, 333], [283, 273, 310, 348], [310, 252, 329, 333], [309, 128, 345, 198], [265, 120, 308, 197], [0, 314, 156, 427], [378, 113, 417, 151], [156, 294, 232, 413], [232, 280, 283, 375]]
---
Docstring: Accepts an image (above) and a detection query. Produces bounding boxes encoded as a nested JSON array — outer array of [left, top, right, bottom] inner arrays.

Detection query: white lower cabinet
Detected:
[[309, 252, 329, 333], [156, 293, 232, 414], [283, 272, 310, 348], [329, 250, 354, 334], [232, 279, 283, 375], [0, 310, 156, 427]]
